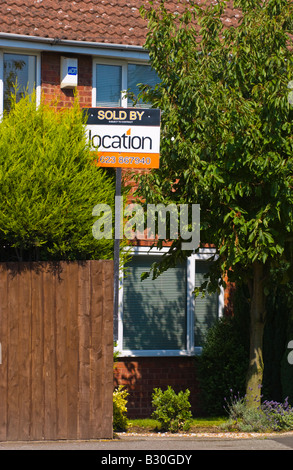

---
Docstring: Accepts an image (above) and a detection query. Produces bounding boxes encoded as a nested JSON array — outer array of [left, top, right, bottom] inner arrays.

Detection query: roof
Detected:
[[0, 0, 240, 47], [0, 0, 155, 46]]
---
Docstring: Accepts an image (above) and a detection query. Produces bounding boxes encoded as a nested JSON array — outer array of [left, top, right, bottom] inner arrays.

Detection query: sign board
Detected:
[[85, 107, 160, 169]]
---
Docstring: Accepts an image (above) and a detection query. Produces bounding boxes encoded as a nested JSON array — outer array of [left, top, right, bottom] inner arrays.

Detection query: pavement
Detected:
[[1, 432, 293, 451]]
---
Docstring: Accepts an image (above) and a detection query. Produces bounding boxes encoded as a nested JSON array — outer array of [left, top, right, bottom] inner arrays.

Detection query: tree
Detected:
[[136, 0, 293, 407], [0, 94, 115, 261]]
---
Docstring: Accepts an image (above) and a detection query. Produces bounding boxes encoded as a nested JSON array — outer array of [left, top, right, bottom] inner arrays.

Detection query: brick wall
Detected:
[[41, 51, 92, 108], [114, 356, 201, 418]]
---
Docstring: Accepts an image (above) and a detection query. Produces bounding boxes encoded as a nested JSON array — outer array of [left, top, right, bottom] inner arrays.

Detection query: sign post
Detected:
[[113, 167, 122, 342], [85, 108, 161, 341]]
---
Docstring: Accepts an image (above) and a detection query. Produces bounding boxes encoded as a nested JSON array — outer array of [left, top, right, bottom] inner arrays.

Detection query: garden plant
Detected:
[[151, 386, 192, 433]]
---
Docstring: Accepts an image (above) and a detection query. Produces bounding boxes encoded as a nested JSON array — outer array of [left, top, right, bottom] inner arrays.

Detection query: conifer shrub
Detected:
[[0, 93, 115, 261]]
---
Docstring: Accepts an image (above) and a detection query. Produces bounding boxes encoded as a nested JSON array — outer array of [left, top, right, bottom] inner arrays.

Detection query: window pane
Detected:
[[4, 53, 36, 111], [96, 64, 122, 107], [194, 261, 219, 347], [127, 64, 159, 107], [123, 256, 187, 350]]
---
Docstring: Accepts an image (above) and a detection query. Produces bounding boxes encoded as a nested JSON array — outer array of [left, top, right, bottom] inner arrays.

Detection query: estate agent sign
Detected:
[[85, 107, 161, 169]]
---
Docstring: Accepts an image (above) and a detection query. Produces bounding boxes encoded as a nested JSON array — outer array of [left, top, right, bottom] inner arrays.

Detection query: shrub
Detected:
[[223, 391, 269, 432], [262, 398, 293, 431], [151, 386, 192, 433], [113, 386, 129, 432], [197, 314, 249, 416], [0, 93, 115, 261], [223, 391, 293, 432]]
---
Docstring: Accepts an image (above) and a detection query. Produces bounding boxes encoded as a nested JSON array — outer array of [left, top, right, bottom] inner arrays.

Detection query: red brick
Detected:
[[114, 357, 201, 418], [41, 52, 92, 109]]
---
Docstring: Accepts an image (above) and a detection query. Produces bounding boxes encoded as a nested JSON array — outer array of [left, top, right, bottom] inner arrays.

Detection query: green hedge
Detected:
[[197, 287, 250, 416], [0, 94, 115, 261]]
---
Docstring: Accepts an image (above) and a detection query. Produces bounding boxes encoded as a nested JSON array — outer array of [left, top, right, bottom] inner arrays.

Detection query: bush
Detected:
[[223, 391, 269, 432], [0, 93, 115, 261], [197, 314, 249, 416], [223, 391, 293, 432], [262, 398, 293, 431], [113, 386, 129, 432], [151, 386, 192, 433]]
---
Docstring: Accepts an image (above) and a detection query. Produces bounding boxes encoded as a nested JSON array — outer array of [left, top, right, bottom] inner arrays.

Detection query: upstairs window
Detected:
[[3, 53, 37, 111], [127, 64, 159, 108], [96, 64, 122, 107], [94, 60, 159, 108]]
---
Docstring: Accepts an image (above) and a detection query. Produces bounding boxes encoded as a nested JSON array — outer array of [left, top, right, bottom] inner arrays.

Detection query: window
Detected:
[[0, 51, 40, 114], [194, 261, 219, 347], [122, 255, 187, 351], [93, 60, 159, 108], [118, 248, 224, 356], [127, 64, 159, 107], [96, 64, 122, 107], [3, 53, 37, 111]]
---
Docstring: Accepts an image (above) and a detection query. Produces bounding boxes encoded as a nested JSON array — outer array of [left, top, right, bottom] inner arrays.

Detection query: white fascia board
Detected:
[[125, 245, 218, 257], [119, 349, 196, 357], [0, 35, 149, 61]]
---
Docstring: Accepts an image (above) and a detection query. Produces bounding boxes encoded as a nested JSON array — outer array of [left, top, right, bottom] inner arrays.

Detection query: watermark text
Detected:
[[92, 197, 200, 250]]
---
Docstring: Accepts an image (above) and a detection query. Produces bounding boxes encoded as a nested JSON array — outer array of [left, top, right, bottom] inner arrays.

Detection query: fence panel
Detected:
[[0, 260, 113, 441]]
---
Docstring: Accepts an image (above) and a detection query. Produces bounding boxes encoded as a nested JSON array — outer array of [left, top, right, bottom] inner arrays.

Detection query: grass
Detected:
[[127, 416, 228, 433]]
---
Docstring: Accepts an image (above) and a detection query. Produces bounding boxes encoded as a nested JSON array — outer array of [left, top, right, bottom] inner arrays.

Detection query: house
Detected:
[[0, 0, 238, 417]]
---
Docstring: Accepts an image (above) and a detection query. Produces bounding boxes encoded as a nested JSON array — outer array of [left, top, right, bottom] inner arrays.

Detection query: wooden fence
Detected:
[[0, 260, 113, 441]]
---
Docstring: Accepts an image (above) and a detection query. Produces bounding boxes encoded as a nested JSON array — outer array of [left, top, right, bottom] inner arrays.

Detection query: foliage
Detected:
[[263, 284, 293, 404], [233, 279, 293, 407], [151, 386, 192, 432], [0, 93, 115, 261], [280, 306, 293, 406], [112, 347, 129, 432], [198, 314, 249, 416], [137, 0, 293, 405], [128, 418, 162, 431], [128, 416, 228, 432], [262, 397, 293, 431], [223, 391, 293, 432], [113, 341, 120, 364], [113, 385, 129, 432]]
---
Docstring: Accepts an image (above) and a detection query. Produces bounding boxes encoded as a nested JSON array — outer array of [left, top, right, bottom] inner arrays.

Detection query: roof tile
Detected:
[[0, 1, 241, 46]]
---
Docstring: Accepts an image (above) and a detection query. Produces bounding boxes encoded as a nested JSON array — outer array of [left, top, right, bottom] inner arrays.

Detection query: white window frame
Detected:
[[92, 57, 156, 108], [0, 49, 41, 116], [117, 247, 224, 357]]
